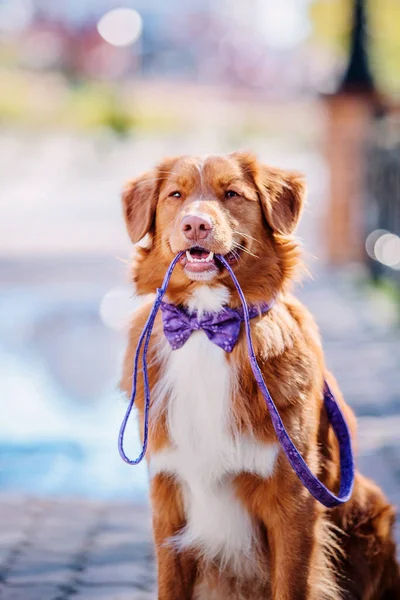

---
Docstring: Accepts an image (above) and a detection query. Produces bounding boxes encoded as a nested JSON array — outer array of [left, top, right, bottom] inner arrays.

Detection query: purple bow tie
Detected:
[[160, 301, 273, 352]]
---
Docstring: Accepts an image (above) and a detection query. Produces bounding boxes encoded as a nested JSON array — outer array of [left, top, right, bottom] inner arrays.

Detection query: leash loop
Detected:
[[117, 252, 183, 464], [118, 253, 355, 507]]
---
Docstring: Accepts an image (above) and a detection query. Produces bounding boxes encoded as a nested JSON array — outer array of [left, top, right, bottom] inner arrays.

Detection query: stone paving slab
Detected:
[[1, 586, 155, 600], [73, 588, 155, 600], [0, 584, 61, 600]]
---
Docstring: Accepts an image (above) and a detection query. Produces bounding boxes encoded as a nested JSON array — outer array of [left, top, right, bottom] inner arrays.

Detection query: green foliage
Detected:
[[66, 84, 134, 135]]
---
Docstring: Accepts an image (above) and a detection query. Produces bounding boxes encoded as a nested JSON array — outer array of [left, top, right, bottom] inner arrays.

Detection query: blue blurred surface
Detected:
[[0, 270, 148, 500]]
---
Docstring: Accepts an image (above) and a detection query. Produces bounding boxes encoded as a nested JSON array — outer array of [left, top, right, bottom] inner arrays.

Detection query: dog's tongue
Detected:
[[190, 247, 210, 259]]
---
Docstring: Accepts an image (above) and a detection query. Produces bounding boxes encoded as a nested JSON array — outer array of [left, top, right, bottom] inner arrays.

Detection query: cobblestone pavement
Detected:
[[0, 496, 155, 599], [0, 268, 399, 599]]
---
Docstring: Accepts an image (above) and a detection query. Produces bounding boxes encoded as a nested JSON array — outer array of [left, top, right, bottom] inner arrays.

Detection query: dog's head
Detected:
[[123, 152, 305, 303]]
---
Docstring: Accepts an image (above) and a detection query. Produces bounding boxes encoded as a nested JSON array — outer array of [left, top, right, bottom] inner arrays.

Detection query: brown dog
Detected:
[[120, 152, 400, 599]]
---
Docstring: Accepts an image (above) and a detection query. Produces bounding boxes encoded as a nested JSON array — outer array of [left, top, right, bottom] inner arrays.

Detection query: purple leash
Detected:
[[118, 253, 354, 508], [118, 252, 184, 465]]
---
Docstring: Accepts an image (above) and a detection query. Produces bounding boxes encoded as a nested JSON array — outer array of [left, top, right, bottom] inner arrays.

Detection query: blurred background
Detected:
[[0, 0, 399, 505]]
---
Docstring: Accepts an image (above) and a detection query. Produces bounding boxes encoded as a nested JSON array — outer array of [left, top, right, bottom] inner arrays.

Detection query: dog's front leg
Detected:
[[151, 473, 198, 600], [235, 473, 328, 600], [266, 501, 317, 600]]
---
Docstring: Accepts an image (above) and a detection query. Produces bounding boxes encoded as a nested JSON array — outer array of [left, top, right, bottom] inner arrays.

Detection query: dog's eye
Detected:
[[225, 190, 239, 199], [169, 191, 181, 198]]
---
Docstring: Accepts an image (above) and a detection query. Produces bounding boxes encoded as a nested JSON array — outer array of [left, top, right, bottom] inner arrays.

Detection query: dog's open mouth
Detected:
[[179, 246, 240, 274]]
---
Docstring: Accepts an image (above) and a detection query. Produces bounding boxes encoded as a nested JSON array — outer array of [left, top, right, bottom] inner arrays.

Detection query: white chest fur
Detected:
[[150, 285, 278, 568]]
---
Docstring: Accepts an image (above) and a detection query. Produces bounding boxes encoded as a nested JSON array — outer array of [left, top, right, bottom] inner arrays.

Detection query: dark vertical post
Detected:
[[324, 0, 378, 263], [339, 0, 375, 94]]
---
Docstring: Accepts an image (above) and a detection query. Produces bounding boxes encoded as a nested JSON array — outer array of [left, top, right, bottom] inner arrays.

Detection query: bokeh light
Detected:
[[99, 287, 137, 331], [366, 229, 400, 269], [260, 1, 311, 51], [97, 8, 142, 48], [374, 232, 400, 268], [365, 229, 388, 259]]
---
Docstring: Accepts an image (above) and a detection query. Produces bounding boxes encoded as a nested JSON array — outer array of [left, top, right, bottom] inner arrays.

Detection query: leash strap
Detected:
[[118, 252, 355, 507]]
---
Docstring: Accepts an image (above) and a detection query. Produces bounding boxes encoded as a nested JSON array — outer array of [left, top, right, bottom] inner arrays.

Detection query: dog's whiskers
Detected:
[[232, 242, 259, 259], [230, 248, 242, 262], [232, 229, 260, 245]]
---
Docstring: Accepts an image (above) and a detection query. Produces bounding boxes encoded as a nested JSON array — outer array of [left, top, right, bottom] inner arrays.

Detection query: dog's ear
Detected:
[[122, 157, 179, 244], [256, 165, 306, 235], [122, 171, 158, 244], [232, 152, 305, 235]]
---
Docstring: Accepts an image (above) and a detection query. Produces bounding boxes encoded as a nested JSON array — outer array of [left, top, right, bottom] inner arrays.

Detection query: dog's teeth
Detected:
[[186, 251, 214, 264]]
